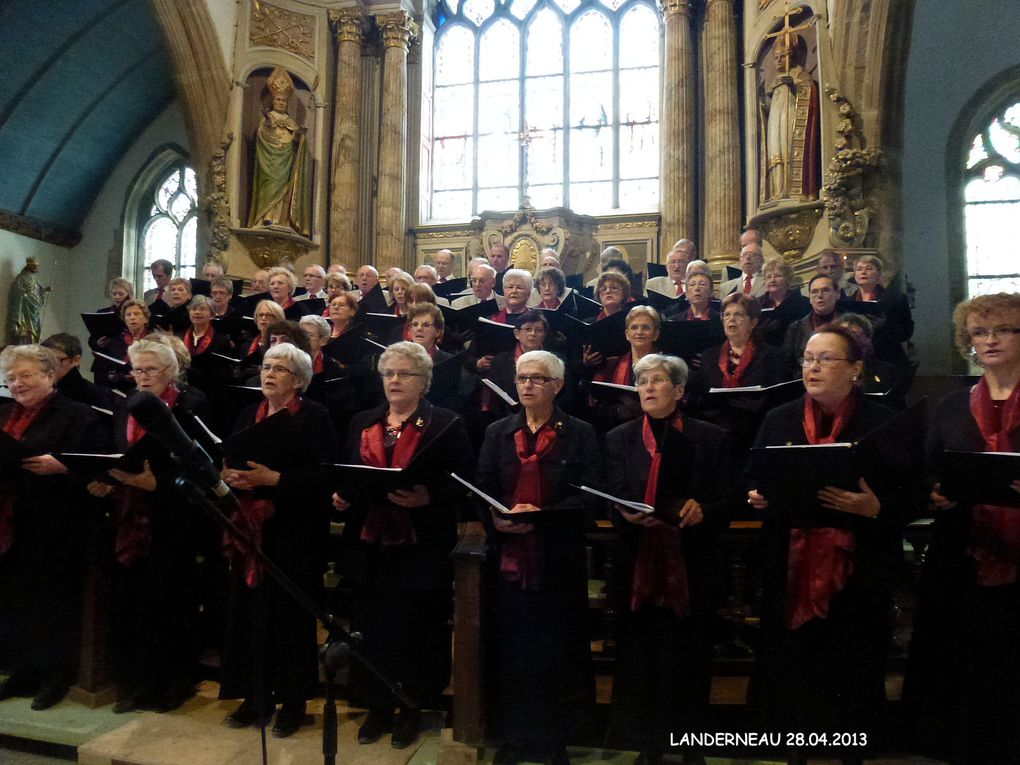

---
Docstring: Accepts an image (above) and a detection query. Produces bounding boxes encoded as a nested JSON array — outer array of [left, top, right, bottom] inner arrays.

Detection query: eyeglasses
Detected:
[[809, 288, 836, 297], [130, 365, 171, 378], [261, 364, 294, 375], [52, 355, 71, 364], [380, 370, 423, 381], [514, 374, 555, 387], [516, 326, 547, 334], [4, 371, 49, 385], [636, 375, 672, 387], [800, 355, 851, 367], [409, 321, 435, 329], [598, 286, 623, 294], [255, 312, 277, 320], [971, 327, 1020, 341]]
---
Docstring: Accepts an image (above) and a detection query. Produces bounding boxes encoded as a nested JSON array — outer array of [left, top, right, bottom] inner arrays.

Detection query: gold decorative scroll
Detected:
[[329, 8, 365, 44], [250, 1, 316, 61], [377, 11, 418, 50]]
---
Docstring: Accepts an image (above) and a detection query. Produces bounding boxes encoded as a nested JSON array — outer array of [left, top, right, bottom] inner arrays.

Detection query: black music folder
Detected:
[[433, 277, 469, 300], [81, 312, 125, 341], [940, 451, 1020, 509], [221, 409, 302, 472], [473, 317, 518, 356], [438, 298, 500, 331]]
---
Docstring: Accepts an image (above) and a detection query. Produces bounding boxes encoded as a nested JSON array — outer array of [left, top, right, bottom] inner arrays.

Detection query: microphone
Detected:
[[127, 391, 233, 501]]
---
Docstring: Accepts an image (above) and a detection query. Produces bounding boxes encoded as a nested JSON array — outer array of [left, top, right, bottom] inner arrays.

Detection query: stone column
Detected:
[[374, 11, 417, 272], [659, 0, 695, 258], [329, 9, 366, 267], [702, 0, 741, 264]]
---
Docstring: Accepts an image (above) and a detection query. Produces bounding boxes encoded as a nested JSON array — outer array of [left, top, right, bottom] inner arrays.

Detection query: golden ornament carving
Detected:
[[821, 86, 883, 249], [250, 1, 316, 61], [329, 8, 365, 44], [201, 133, 233, 256], [377, 11, 418, 50], [234, 226, 317, 269], [659, 0, 690, 19], [758, 206, 823, 262], [497, 207, 553, 237], [417, 229, 477, 240]]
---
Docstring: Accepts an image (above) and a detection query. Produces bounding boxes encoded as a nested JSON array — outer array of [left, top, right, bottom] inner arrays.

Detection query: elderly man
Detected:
[[739, 228, 763, 249], [201, 261, 224, 280], [144, 259, 174, 304], [721, 243, 766, 297], [209, 277, 235, 318], [452, 262, 500, 308], [414, 264, 439, 286], [646, 239, 696, 297], [298, 264, 327, 300], [251, 269, 270, 295], [587, 245, 626, 287], [327, 263, 347, 276], [539, 248, 560, 269], [356, 265, 380, 296], [41, 333, 111, 409], [433, 249, 455, 283], [817, 250, 856, 297]]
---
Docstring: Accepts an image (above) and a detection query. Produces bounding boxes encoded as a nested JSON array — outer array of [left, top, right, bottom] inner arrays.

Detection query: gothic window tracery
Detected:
[[429, 0, 660, 222], [964, 101, 1020, 295], [139, 163, 199, 293]]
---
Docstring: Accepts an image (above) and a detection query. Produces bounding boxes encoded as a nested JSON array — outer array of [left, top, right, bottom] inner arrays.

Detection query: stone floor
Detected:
[[0, 680, 951, 765]]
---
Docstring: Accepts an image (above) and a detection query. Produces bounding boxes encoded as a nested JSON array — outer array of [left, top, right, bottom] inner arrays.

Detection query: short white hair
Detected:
[[516, 350, 565, 380], [128, 339, 180, 380], [470, 262, 497, 280], [633, 353, 689, 386], [299, 314, 331, 341], [264, 343, 313, 392], [378, 341, 434, 393], [502, 268, 533, 293], [0, 344, 57, 377]]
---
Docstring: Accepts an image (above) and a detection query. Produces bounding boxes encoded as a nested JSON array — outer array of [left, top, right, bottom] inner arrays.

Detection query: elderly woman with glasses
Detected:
[[332, 342, 472, 750], [746, 325, 918, 761], [0, 345, 103, 711], [85, 338, 209, 715], [239, 299, 286, 380], [475, 350, 601, 765], [604, 353, 731, 764], [903, 293, 1020, 764], [219, 343, 337, 738]]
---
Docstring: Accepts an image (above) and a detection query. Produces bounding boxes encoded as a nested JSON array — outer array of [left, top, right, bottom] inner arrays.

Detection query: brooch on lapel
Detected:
[[415, 417, 425, 429]]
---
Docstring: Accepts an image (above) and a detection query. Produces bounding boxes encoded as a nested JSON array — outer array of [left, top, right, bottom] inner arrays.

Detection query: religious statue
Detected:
[[5, 257, 47, 345], [247, 68, 313, 237], [758, 17, 821, 204]]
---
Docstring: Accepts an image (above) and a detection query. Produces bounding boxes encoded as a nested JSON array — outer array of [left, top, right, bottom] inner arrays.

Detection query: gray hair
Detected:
[[470, 261, 497, 280], [267, 266, 297, 292], [415, 264, 438, 280], [502, 268, 534, 293], [516, 349, 565, 380], [378, 341, 434, 393], [210, 276, 234, 295], [599, 246, 624, 267], [305, 265, 326, 278], [188, 295, 213, 313], [685, 260, 714, 284], [128, 339, 180, 381], [633, 353, 689, 387], [388, 270, 415, 290], [264, 343, 313, 392], [671, 239, 697, 257], [299, 314, 331, 342], [0, 344, 58, 377]]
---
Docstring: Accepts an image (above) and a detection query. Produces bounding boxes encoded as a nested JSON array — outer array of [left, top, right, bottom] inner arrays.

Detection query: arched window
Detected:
[[428, 0, 660, 222], [963, 100, 1020, 296]]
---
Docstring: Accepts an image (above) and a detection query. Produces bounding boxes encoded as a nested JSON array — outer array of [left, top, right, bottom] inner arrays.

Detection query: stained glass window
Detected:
[[428, 0, 660, 221], [139, 163, 198, 293], [964, 101, 1020, 297]]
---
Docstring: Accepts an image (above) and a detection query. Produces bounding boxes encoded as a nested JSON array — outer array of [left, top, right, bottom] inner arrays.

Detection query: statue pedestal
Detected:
[[233, 226, 318, 268]]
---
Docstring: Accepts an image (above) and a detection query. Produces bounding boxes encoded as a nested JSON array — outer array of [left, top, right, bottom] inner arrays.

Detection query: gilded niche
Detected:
[[250, 1, 316, 62]]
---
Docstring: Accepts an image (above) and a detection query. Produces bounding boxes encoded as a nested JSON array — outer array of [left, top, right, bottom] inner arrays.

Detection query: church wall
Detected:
[[201, 0, 240, 72], [901, 0, 1019, 374], [53, 103, 189, 376]]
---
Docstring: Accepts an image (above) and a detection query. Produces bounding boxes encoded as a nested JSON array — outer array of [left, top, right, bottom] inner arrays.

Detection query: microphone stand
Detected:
[[173, 476, 416, 765]]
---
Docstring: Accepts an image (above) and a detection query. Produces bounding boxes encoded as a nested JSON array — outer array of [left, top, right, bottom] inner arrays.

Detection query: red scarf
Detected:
[[123, 328, 148, 349], [854, 284, 884, 302], [403, 324, 412, 341], [967, 378, 1020, 586], [686, 306, 710, 321], [631, 412, 690, 617], [500, 423, 559, 590], [247, 336, 263, 357], [126, 384, 180, 445], [0, 395, 54, 558], [718, 340, 756, 388], [358, 413, 425, 545], [222, 396, 303, 587], [593, 355, 632, 386], [786, 393, 858, 629], [114, 386, 181, 567], [312, 353, 324, 375], [280, 297, 295, 310], [540, 298, 560, 310], [184, 326, 214, 356]]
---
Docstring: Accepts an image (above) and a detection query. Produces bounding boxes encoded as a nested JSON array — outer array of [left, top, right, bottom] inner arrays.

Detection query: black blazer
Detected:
[[604, 414, 733, 614], [475, 409, 602, 579], [781, 312, 841, 377], [340, 399, 474, 590], [750, 395, 921, 592], [690, 341, 784, 395]]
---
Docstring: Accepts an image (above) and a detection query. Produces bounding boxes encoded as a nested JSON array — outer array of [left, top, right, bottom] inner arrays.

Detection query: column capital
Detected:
[[659, 0, 691, 20], [376, 11, 418, 50], [329, 8, 366, 44], [705, 0, 734, 8]]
